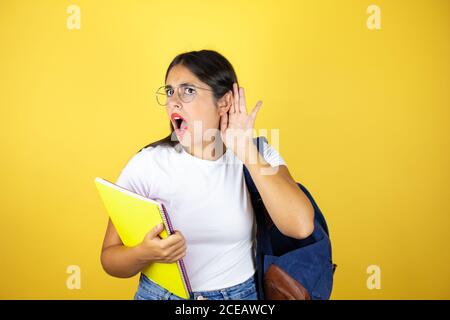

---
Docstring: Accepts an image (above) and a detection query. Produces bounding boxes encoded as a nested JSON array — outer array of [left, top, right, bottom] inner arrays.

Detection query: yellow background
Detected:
[[0, 0, 449, 299]]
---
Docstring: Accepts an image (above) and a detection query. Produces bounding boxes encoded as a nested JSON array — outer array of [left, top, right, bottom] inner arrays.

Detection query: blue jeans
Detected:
[[134, 273, 258, 300]]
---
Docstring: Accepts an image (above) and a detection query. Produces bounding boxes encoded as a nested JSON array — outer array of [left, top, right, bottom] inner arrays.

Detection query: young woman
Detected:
[[100, 50, 315, 300]]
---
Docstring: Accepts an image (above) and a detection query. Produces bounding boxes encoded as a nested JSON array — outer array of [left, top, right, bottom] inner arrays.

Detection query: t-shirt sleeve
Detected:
[[115, 151, 151, 198], [261, 139, 287, 167]]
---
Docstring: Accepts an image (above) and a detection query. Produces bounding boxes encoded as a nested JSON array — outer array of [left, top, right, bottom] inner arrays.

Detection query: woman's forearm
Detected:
[[101, 244, 149, 278], [243, 143, 315, 239]]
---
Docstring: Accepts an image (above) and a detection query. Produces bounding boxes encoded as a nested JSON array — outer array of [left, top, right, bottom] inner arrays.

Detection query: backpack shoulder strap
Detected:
[[243, 136, 266, 194], [242, 136, 272, 300]]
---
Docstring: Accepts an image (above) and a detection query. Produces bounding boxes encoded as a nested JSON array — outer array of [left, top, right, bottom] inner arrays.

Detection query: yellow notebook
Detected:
[[94, 177, 192, 299]]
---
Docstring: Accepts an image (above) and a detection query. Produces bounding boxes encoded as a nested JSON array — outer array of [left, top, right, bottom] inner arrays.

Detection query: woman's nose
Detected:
[[167, 95, 183, 109], [167, 103, 182, 112]]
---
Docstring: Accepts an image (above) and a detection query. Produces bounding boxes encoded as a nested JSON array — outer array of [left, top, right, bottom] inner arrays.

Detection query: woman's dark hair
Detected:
[[137, 49, 239, 153]]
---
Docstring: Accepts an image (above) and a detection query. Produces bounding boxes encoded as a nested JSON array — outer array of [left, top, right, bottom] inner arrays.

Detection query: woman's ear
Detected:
[[218, 90, 233, 116]]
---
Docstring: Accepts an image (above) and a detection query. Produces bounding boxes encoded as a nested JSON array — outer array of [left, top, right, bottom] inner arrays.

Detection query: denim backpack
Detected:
[[243, 136, 337, 300]]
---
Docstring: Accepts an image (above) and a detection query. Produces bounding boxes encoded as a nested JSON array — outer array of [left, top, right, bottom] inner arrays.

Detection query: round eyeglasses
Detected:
[[155, 84, 214, 106]]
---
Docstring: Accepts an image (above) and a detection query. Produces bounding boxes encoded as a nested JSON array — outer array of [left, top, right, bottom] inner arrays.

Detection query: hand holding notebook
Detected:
[[94, 177, 192, 299], [138, 222, 187, 264]]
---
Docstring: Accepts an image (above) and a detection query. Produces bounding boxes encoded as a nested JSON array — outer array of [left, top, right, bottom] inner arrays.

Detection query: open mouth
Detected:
[[171, 113, 188, 132]]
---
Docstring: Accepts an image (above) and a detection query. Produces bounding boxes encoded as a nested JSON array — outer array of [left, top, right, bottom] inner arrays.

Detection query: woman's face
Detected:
[[165, 64, 231, 150]]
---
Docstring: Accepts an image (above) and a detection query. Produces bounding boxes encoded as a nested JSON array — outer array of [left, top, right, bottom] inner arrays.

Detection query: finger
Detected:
[[146, 223, 164, 239], [232, 83, 239, 114], [170, 249, 187, 263], [249, 100, 263, 122], [163, 237, 185, 252], [220, 112, 228, 135], [239, 87, 247, 114], [170, 244, 187, 260], [229, 84, 235, 113], [161, 232, 185, 248]]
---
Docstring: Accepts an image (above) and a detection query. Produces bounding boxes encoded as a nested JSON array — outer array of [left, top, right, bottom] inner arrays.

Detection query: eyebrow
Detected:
[[165, 82, 196, 88]]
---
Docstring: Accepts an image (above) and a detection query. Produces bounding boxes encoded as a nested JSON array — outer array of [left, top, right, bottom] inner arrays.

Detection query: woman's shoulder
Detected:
[[130, 143, 181, 167], [139, 143, 179, 157], [120, 144, 164, 169], [115, 144, 175, 192]]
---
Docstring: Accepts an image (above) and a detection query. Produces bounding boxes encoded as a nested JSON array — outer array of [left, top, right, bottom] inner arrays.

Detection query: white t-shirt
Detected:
[[115, 139, 287, 291]]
